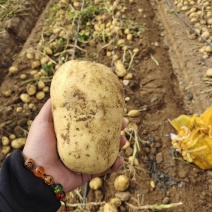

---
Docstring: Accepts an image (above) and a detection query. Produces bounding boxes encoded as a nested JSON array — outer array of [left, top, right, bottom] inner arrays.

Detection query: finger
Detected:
[[96, 156, 124, 177], [122, 119, 127, 130], [120, 135, 126, 149], [103, 156, 124, 175], [81, 156, 124, 184], [34, 99, 53, 123]]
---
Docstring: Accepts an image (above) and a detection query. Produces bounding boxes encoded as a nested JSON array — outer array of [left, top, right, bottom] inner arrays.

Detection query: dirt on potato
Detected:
[[0, 0, 212, 211]]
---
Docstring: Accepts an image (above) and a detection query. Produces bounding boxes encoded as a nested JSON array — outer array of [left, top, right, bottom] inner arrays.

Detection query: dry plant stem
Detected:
[[61, 201, 106, 207], [128, 51, 137, 70], [21, 77, 53, 85], [97, 39, 115, 56], [150, 54, 159, 66], [201, 88, 212, 93], [126, 202, 183, 210]]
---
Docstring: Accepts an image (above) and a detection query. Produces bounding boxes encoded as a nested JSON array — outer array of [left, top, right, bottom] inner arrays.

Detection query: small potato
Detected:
[[20, 74, 27, 80], [1, 136, 10, 146], [122, 140, 130, 150], [2, 146, 11, 155], [124, 73, 133, 80], [11, 138, 26, 149], [41, 56, 49, 65], [9, 66, 18, 74], [20, 93, 31, 103], [206, 68, 212, 77], [31, 61, 41, 69], [89, 177, 103, 190], [103, 203, 118, 212], [110, 197, 121, 207], [127, 110, 140, 117], [51, 60, 124, 174], [26, 84, 37, 96], [128, 156, 139, 165], [9, 134, 16, 140], [43, 86, 50, 93], [114, 175, 130, 191], [114, 60, 127, 77], [38, 80, 45, 90], [2, 90, 11, 97], [36, 91, 45, 100], [26, 52, 34, 60], [16, 107, 23, 113], [44, 47, 53, 55]]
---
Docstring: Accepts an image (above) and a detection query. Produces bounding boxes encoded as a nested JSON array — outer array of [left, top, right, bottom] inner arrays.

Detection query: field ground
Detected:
[[0, 0, 212, 211]]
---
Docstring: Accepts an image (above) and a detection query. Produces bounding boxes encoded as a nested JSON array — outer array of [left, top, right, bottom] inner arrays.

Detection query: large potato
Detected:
[[50, 60, 124, 174]]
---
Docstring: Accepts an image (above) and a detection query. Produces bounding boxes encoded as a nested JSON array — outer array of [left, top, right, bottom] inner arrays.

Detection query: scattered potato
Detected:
[[2, 90, 11, 97], [114, 175, 130, 191], [127, 110, 141, 117], [127, 34, 132, 41], [44, 47, 53, 55], [51, 60, 124, 174], [103, 203, 118, 212], [110, 197, 121, 207], [9, 66, 18, 74], [20, 94, 31, 103], [150, 180, 155, 188], [1, 136, 10, 146], [36, 91, 45, 100], [206, 68, 212, 77], [114, 60, 127, 77], [11, 138, 26, 149], [26, 52, 34, 60], [89, 177, 103, 190], [38, 80, 45, 89], [122, 140, 130, 150], [28, 103, 35, 109], [2, 146, 11, 155], [31, 61, 41, 69], [124, 73, 133, 80], [125, 96, 130, 102], [9, 134, 16, 140], [26, 84, 37, 96], [16, 107, 23, 113], [128, 156, 139, 165], [41, 56, 49, 65], [20, 74, 27, 80], [43, 86, 50, 93]]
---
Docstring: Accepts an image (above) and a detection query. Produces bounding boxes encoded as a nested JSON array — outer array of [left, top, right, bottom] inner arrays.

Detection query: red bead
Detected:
[[33, 166, 46, 179], [56, 191, 66, 201]]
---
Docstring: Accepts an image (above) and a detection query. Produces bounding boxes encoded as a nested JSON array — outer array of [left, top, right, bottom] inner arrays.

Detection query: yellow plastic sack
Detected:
[[170, 106, 212, 169]]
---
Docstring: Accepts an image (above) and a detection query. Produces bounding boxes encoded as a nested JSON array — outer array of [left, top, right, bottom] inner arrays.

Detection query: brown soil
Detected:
[[0, 0, 212, 211]]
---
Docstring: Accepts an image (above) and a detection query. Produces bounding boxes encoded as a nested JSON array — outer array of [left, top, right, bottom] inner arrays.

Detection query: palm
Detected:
[[23, 99, 125, 192]]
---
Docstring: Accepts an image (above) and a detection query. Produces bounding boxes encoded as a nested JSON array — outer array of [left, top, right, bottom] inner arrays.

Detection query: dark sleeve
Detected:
[[0, 149, 61, 212]]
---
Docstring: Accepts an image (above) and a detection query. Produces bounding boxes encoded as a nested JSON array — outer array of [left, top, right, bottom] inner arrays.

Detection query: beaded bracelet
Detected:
[[24, 158, 66, 202]]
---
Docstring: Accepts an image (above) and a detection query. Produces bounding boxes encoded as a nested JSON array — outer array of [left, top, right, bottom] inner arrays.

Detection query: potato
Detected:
[[51, 60, 124, 174], [11, 138, 26, 149], [103, 203, 118, 212], [1, 136, 10, 146], [114, 175, 130, 191], [89, 177, 103, 190], [110, 197, 121, 207]]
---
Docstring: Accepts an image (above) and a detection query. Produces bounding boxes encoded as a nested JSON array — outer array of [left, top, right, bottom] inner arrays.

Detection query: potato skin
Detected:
[[50, 60, 124, 174]]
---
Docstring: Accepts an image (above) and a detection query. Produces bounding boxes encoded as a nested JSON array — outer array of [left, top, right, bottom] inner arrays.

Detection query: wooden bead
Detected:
[[24, 158, 35, 170], [33, 166, 46, 179], [44, 175, 54, 186]]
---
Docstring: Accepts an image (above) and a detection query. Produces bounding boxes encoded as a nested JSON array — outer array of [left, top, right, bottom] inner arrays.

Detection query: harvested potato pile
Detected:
[[50, 60, 125, 174]]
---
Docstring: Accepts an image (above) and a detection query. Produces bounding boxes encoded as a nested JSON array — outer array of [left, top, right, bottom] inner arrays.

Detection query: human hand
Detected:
[[23, 99, 126, 192]]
